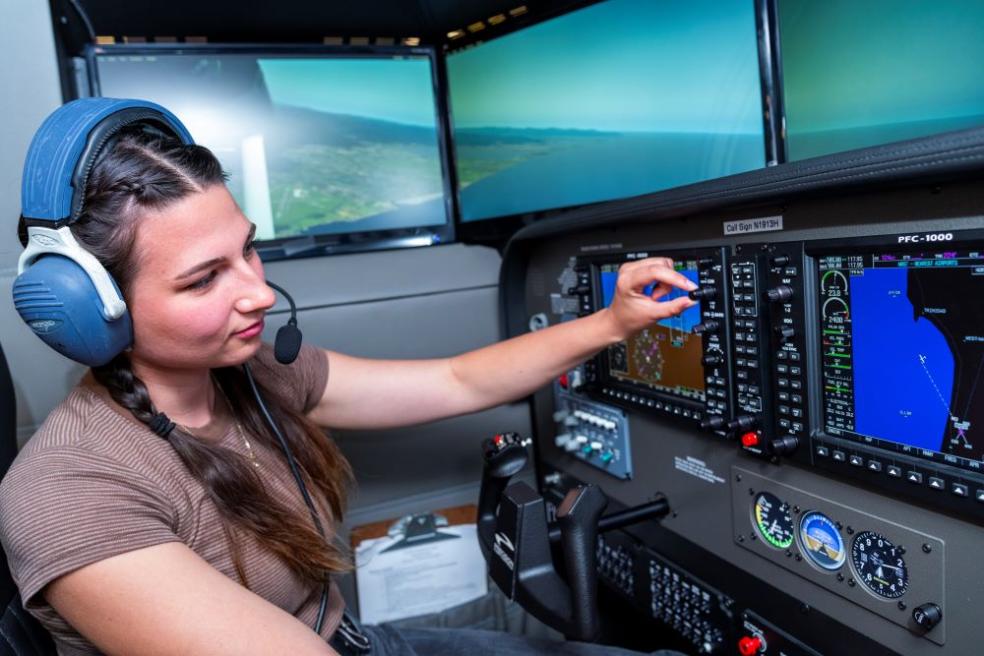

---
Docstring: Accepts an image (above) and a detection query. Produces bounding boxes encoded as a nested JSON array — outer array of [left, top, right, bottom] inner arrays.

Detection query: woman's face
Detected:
[[125, 184, 276, 373]]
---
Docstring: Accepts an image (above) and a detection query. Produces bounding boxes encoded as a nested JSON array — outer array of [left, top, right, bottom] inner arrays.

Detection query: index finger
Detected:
[[620, 262, 698, 295]]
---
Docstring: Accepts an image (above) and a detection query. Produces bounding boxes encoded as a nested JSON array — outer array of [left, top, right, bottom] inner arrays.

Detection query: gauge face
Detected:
[[798, 511, 845, 571], [752, 492, 794, 549], [851, 531, 909, 599]]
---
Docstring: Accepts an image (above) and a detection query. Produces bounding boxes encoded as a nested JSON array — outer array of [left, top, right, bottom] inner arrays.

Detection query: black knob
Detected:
[[727, 415, 757, 431], [769, 435, 800, 456], [775, 325, 796, 340], [701, 416, 726, 431], [912, 603, 942, 631], [771, 255, 791, 266], [688, 286, 717, 301], [766, 285, 794, 302], [692, 321, 719, 335], [702, 354, 723, 367]]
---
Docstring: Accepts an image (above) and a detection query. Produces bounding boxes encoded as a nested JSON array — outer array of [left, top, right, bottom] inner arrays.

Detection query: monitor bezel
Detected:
[[83, 42, 457, 262]]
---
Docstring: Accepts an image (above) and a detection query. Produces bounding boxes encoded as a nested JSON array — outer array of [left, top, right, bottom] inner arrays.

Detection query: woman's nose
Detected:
[[236, 268, 276, 314]]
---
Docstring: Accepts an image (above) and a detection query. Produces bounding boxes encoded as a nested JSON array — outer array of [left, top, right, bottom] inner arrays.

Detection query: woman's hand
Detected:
[[603, 256, 698, 342]]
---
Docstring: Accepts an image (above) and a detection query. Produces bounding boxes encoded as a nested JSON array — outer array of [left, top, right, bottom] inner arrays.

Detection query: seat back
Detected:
[[0, 344, 56, 655]]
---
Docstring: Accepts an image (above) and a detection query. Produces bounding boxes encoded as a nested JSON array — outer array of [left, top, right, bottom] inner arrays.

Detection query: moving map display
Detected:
[[819, 249, 984, 472], [598, 260, 704, 402]]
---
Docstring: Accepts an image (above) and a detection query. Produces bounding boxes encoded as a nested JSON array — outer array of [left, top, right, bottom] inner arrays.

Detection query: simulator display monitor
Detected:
[[778, 0, 984, 161], [447, 0, 767, 222], [597, 260, 705, 402], [89, 46, 451, 246], [818, 248, 984, 474]]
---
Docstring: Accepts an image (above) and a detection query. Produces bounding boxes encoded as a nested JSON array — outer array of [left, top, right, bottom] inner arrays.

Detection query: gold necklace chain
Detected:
[[214, 379, 261, 470]]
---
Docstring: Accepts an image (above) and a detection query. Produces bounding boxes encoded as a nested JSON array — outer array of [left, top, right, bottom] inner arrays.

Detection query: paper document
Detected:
[[355, 523, 488, 625]]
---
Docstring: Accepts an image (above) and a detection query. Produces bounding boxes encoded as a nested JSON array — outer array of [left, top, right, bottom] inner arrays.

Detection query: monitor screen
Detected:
[[447, 0, 767, 222], [818, 248, 984, 474], [597, 259, 705, 402], [90, 46, 450, 246], [779, 0, 984, 161]]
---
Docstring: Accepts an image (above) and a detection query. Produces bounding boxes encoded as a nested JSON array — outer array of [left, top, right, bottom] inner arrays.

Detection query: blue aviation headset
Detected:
[[14, 98, 193, 367], [12, 98, 343, 639]]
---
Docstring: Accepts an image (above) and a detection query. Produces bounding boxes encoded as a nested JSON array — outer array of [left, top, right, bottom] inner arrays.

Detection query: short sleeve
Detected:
[[0, 447, 178, 609], [250, 342, 329, 414]]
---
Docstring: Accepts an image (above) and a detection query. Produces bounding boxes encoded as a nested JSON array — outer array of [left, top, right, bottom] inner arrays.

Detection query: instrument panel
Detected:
[[514, 174, 984, 656]]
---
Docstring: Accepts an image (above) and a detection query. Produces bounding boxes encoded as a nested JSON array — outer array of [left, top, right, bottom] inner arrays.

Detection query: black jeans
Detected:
[[335, 622, 685, 656]]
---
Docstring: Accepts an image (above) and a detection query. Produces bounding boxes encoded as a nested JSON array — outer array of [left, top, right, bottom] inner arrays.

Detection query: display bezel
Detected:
[[83, 43, 457, 262], [806, 226, 984, 477]]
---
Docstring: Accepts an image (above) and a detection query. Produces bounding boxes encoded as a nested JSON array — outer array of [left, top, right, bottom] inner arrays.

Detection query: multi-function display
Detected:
[[818, 248, 984, 474], [598, 259, 705, 402]]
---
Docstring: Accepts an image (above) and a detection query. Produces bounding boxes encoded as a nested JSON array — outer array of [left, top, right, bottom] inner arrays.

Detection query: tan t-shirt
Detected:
[[0, 343, 345, 655]]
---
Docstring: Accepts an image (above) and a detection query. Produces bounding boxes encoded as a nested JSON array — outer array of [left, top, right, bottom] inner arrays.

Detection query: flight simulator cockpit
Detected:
[[3, 0, 984, 655]]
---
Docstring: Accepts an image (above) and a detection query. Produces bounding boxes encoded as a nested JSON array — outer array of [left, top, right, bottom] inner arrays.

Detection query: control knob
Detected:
[[775, 325, 796, 340], [727, 415, 757, 431], [688, 286, 717, 301], [912, 603, 942, 631], [701, 353, 723, 367], [766, 285, 794, 302], [769, 435, 800, 456], [737, 635, 763, 655], [692, 321, 719, 335], [771, 254, 790, 267], [700, 416, 726, 431]]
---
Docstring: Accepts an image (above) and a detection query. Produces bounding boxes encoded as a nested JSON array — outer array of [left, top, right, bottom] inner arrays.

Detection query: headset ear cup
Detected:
[[12, 255, 132, 367]]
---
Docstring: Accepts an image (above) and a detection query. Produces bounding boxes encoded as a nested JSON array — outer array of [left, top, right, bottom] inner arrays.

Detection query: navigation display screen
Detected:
[[818, 248, 984, 473], [598, 260, 705, 402]]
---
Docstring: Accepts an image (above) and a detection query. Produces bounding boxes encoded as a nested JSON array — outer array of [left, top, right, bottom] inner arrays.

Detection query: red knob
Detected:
[[559, 373, 569, 389], [741, 431, 761, 448], [493, 434, 504, 446], [738, 635, 762, 656]]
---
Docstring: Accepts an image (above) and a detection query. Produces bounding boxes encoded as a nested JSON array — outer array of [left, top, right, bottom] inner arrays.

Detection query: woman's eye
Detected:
[[187, 270, 217, 290]]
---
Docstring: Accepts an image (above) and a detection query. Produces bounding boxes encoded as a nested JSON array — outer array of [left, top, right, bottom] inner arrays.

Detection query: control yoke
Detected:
[[477, 432, 670, 642]]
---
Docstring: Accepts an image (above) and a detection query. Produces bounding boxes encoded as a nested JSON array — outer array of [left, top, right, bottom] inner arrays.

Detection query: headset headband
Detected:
[[21, 98, 194, 227]]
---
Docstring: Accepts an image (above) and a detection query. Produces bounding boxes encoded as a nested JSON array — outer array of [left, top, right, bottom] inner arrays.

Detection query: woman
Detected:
[[0, 105, 696, 655]]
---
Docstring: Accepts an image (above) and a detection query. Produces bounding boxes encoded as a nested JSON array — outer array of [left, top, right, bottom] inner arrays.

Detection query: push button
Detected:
[[867, 460, 883, 472], [952, 483, 969, 497], [928, 477, 944, 490], [816, 445, 830, 457], [849, 455, 864, 467], [887, 465, 903, 478], [832, 450, 846, 462], [907, 471, 924, 485]]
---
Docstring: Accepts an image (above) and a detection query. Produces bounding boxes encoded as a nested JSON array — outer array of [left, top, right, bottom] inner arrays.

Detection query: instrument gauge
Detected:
[[752, 492, 794, 549], [798, 511, 845, 571], [851, 531, 909, 599]]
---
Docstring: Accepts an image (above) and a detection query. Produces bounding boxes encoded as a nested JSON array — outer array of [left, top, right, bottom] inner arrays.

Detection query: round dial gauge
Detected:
[[752, 492, 794, 549], [798, 511, 845, 571], [851, 531, 909, 599]]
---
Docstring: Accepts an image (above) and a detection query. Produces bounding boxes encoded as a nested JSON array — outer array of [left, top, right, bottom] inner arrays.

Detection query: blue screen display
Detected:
[[819, 250, 984, 472], [447, 0, 766, 222]]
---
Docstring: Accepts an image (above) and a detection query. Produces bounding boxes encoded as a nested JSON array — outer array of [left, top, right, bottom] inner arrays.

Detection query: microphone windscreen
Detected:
[[274, 323, 302, 364]]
